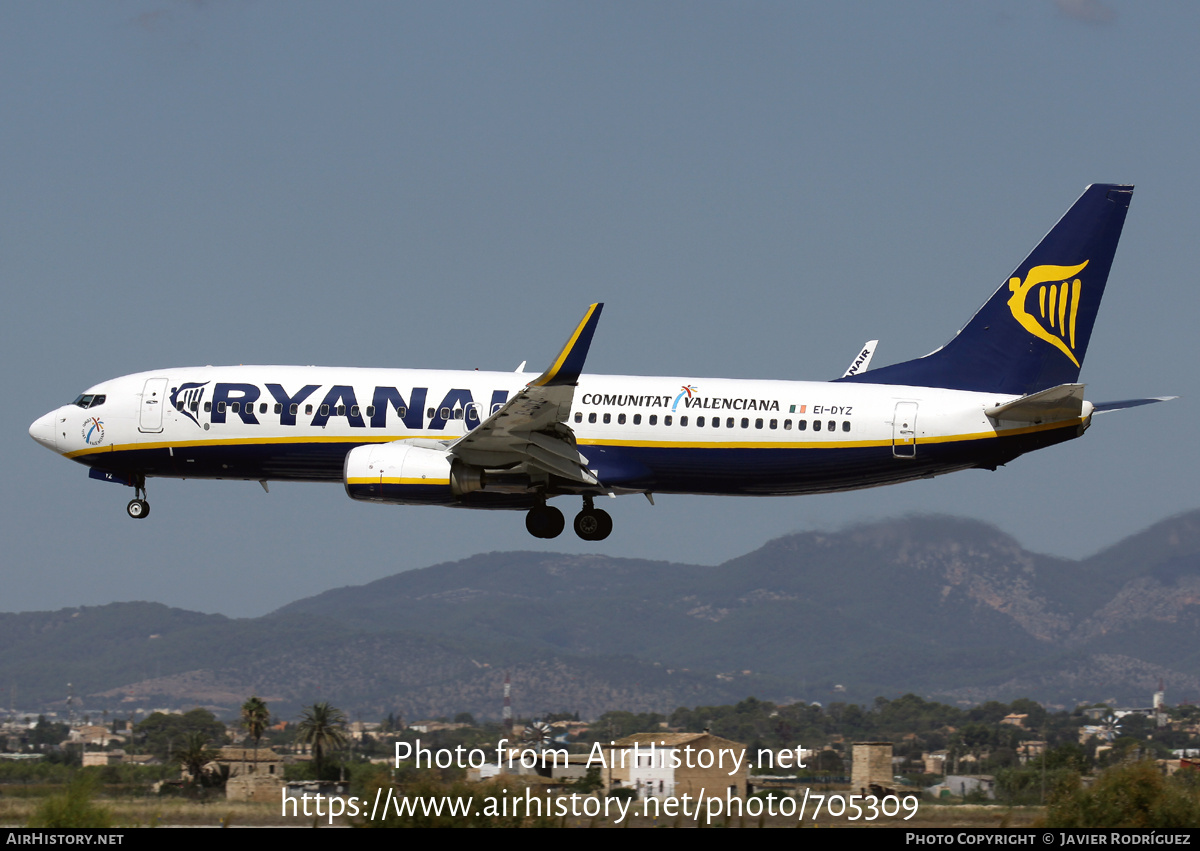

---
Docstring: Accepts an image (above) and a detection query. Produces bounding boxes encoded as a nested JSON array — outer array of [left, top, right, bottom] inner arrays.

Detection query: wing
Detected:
[[449, 304, 604, 487]]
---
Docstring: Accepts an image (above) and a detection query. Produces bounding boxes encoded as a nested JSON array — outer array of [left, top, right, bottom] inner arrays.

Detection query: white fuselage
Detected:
[[30, 365, 1090, 502]]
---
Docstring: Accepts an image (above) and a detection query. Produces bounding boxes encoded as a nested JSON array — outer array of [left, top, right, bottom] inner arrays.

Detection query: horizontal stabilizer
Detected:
[[1092, 396, 1178, 414], [986, 383, 1085, 423]]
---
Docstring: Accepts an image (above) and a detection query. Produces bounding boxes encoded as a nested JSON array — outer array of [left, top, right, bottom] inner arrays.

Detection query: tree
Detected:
[[296, 702, 348, 780], [175, 731, 219, 785], [241, 696, 270, 773], [134, 709, 226, 761], [28, 716, 69, 751], [1042, 760, 1200, 828]]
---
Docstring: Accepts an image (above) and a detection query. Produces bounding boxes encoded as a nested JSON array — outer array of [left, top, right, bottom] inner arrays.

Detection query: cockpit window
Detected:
[[72, 394, 106, 409]]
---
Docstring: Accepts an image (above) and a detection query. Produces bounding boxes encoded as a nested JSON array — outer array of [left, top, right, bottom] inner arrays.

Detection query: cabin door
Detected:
[[138, 377, 169, 433], [892, 401, 918, 458]]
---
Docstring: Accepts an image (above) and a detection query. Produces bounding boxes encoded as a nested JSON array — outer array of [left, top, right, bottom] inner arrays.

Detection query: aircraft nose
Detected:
[[29, 411, 58, 452]]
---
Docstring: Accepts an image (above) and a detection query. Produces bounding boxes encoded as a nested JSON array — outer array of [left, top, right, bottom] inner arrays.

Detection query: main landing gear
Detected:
[[525, 503, 564, 539], [573, 496, 612, 541], [126, 477, 150, 520], [525, 497, 612, 541]]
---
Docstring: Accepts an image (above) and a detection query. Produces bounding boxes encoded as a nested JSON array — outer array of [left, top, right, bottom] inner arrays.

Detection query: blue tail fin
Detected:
[[841, 184, 1133, 396]]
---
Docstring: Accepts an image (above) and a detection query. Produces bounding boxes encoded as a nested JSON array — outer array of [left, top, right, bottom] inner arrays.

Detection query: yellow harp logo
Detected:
[[1006, 261, 1089, 368]]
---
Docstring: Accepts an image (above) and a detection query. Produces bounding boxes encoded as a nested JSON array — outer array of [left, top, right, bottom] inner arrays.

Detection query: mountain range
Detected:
[[5, 509, 1200, 720]]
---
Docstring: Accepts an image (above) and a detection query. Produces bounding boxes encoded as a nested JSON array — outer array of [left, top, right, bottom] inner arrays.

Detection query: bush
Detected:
[[27, 775, 113, 829], [1042, 760, 1200, 828], [996, 766, 1077, 806]]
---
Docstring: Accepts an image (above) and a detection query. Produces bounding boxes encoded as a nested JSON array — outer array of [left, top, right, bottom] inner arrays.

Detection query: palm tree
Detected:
[[241, 696, 270, 773], [176, 731, 218, 785], [295, 702, 347, 780]]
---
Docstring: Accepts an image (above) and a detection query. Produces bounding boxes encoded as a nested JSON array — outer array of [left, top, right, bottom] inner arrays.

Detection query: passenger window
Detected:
[[230, 402, 240, 414], [305, 404, 313, 415], [574, 412, 582, 423], [783, 419, 791, 430], [697, 416, 705, 427], [260, 403, 268, 414], [366, 406, 375, 418], [337, 405, 346, 416], [755, 418, 763, 429], [828, 420, 836, 432], [633, 414, 642, 425], [320, 405, 329, 416], [453, 408, 463, 420], [427, 408, 435, 418], [797, 419, 806, 431], [217, 402, 226, 414], [274, 403, 283, 415], [842, 421, 851, 432], [290, 404, 298, 415], [467, 407, 478, 421], [770, 419, 777, 429], [439, 407, 450, 419], [618, 413, 626, 424], [588, 413, 597, 424], [680, 416, 688, 426], [603, 413, 611, 424], [205, 401, 212, 413], [190, 402, 199, 413], [351, 405, 360, 417], [649, 415, 658, 426], [175, 400, 184, 411], [665, 415, 673, 426], [726, 418, 734, 428], [741, 418, 749, 428], [813, 420, 821, 431], [397, 406, 407, 417]]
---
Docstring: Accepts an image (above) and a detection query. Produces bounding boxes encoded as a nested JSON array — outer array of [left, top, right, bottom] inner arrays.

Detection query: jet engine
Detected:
[[344, 442, 531, 506]]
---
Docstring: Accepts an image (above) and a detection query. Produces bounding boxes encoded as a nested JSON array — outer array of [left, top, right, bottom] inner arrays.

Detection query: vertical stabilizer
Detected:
[[841, 184, 1133, 396]]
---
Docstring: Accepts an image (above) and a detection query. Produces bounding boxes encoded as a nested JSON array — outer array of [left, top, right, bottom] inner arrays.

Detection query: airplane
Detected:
[[29, 184, 1172, 541]]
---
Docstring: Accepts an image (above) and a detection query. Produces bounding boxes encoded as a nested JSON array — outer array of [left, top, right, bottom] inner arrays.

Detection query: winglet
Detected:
[[841, 340, 878, 378], [530, 303, 604, 387]]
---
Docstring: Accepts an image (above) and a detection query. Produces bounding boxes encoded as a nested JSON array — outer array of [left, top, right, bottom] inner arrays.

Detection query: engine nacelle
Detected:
[[344, 443, 456, 505], [345, 442, 537, 505]]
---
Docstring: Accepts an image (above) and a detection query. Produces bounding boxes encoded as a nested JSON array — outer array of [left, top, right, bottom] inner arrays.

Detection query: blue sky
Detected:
[[3, 1, 1194, 617]]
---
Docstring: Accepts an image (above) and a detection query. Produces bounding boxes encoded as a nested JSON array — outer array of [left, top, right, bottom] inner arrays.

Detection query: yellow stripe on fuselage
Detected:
[[63, 433, 446, 460], [67, 417, 1083, 460], [346, 477, 450, 486], [575, 417, 1084, 450]]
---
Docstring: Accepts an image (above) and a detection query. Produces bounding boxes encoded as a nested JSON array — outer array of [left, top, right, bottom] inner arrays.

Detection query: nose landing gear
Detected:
[[126, 476, 149, 519]]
